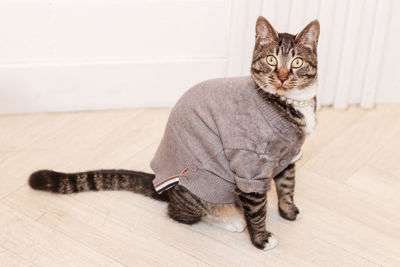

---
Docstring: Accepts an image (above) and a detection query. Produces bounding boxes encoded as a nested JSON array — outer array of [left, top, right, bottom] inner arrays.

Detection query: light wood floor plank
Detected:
[[363, 127, 400, 179], [0, 249, 35, 267], [303, 105, 400, 182], [297, 106, 366, 167], [295, 168, 400, 265], [346, 167, 400, 202], [0, 203, 124, 266]]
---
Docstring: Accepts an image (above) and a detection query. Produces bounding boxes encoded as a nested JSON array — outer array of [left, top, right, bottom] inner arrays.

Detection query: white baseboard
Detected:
[[0, 59, 227, 114]]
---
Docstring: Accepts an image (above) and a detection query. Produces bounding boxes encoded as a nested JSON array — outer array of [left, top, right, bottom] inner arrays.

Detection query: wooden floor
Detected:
[[1, 105, 399, 266]]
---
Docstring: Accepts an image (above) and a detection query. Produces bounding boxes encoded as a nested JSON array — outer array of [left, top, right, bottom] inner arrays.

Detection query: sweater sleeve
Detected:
[[224, 149, 280, 194]]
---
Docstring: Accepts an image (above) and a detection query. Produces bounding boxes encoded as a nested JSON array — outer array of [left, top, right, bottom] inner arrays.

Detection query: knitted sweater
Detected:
[[150, 76, 305, 204]]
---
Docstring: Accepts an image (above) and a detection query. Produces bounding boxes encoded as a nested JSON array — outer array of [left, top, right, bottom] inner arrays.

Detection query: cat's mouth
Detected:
[[275, 85, 292, 93]]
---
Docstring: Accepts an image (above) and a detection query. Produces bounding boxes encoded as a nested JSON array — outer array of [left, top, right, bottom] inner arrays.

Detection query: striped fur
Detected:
[[167, 185, 243, 228], [29, 169, 168, 201], [251, 17, 319, 96], [234, 188, 271, 249], [28, 170, 222, 225], [167, 185, 211, 224], [274, 164, 300, 221], [256, 87, 307, 134]]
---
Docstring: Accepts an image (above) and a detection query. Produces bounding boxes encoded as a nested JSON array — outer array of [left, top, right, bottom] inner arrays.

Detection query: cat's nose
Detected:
[[278, 75, 288, 83], [277, 69, 289, 83]]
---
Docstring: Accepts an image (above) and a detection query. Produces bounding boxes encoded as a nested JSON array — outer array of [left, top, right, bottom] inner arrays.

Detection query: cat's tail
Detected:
[[28, 169, 169, 201]]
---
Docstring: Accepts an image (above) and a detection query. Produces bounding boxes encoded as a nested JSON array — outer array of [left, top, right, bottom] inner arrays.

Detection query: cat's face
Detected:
[[251, 17, 320, 95]]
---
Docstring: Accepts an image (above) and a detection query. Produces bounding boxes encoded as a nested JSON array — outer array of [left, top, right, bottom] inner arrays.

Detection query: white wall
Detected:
[[0, 0, 230, 113], [0, 0, 399, 114]]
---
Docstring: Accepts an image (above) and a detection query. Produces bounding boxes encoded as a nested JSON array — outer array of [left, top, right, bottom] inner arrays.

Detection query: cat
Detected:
[[29, 16, 319, 250]]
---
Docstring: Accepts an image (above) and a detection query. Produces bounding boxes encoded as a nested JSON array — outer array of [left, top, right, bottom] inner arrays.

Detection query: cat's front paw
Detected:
[[279, 204, 301, 221], [263, 233, 278, 250], [251, 231, 278, 250]]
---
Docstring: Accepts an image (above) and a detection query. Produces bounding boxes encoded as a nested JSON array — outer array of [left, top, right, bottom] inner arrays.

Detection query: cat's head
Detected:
[[251, 17, 320, 98]]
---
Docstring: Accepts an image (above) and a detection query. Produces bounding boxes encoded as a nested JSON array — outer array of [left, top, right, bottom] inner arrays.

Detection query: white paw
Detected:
[[204, 215, 246, 233], [295, 206, 303, 221], [264, 234, 278, 251], [223, 217, 246, 233]]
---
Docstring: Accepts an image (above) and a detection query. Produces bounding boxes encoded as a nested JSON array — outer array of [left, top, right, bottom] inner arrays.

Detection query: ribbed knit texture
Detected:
[[151, 76, 305, 204]]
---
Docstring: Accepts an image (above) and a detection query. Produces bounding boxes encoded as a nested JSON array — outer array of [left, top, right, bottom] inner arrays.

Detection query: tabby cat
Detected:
[[29, 17, 319, 250]]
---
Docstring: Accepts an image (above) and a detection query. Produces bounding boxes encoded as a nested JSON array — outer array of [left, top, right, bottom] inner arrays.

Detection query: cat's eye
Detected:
[[291, 58, 303, 68], [266, 55, 277, 66]]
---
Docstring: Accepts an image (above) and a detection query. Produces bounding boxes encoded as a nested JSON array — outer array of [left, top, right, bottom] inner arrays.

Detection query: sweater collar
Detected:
[[251, 80, 305, 136]]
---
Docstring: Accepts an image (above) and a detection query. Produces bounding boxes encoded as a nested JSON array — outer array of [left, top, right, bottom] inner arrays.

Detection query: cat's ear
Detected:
[[255, 16, 279, 41], [295, 20, 320, 50]]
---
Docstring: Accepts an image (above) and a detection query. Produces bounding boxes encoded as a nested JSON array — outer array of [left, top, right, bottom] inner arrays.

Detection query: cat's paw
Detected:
[[204, 215, 246, 232], [278, 204, 301, 221], [223, 216, 246, 232], [251, 231, 278, 250], [264, 233, 278, 251]]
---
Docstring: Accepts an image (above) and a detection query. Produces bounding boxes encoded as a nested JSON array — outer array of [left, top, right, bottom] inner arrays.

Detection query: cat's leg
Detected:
[[235, 189, 278, 250], [273, 163, 301, 221], [167, 185, 206, 224], [203, 204, 246, 232]]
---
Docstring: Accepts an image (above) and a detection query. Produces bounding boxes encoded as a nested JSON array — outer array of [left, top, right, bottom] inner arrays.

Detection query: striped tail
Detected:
[[28, 169, 168, 201]]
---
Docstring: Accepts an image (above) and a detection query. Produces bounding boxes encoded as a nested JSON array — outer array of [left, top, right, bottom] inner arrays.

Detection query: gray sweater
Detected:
[[151, 76, 305, 204]]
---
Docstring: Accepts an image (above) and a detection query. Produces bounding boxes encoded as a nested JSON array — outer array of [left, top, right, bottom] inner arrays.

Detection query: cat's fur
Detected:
[[29, 17, 319, 250]]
